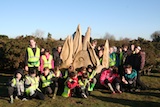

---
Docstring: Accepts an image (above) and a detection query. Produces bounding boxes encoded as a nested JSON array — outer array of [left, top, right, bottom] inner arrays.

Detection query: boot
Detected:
[[89, 83, 95, 91], [52, 87, 58, 99], [15, 96, 19, 100], [10, 95, 14, 104]]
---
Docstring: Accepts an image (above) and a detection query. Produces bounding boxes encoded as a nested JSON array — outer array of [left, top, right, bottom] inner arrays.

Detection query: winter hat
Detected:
[[15, 68, 24, 76]]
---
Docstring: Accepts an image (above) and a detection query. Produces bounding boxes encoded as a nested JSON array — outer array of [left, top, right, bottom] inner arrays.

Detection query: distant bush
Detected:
[[0, 36, 159, 71]]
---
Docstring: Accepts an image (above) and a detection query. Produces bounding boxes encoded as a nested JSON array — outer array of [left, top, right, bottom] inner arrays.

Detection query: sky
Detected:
[[0, 0, 160, 40]]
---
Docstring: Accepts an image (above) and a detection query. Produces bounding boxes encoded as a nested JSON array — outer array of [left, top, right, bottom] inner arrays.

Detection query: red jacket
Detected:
[[67, 77, 79, 89]]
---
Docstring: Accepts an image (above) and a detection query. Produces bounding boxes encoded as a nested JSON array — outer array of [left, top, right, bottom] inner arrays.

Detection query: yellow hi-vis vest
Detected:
[[41, 55, 53, 69], [40, 72, 54, 88], [27, 47, 40, 67], [25, 76, 40, 96], [78, 79, 89, 88], [53, 70, 61, 77], [88, 70, 97, 79], [62, 86, 70, 97], [62, 78, 72, 97]]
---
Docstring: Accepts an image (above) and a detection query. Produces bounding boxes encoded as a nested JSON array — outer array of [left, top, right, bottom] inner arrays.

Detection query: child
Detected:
[[40, 49, 54, 74], [63, 65, 74, 79], [77, 66, 87, 77], [100, 66, 122, 94], [87, 65, 97, 91], [8, 69, 25, 103], [40, 67, 57, 99], [25, 69, 44, 100], [52, 66, 62, 99], [62, 72, 79, 97], [78, 73, 89, 98], [122, 65, 137, 92]]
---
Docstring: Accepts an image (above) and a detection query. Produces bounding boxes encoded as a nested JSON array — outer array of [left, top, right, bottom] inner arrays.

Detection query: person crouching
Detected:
[[25, 69, 44, 100], [8, 69, 25, 103], [62, 72, 79, 97], [100, 66, 122, 94], [78, 73, 90, 98]]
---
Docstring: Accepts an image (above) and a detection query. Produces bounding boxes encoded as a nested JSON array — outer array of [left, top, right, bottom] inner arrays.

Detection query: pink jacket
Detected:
[[100, 69, 119, 85]]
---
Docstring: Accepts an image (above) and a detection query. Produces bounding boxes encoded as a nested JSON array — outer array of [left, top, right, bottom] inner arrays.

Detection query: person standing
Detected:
[[25, 38, 40, 75], [40, 49, 54, 74], [52, 45, 62, 67], [131, 46, 147, 90]]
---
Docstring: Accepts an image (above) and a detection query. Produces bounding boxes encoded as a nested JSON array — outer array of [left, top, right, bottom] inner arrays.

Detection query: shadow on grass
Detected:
[[146, 74, 160, 78], [0, 74, 12, 98], [132, 91, 160, 98], [91, 95, 160, 107]]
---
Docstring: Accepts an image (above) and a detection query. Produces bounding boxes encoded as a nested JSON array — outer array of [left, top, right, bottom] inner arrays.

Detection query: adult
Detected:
[[52, 45, 62, 67], [24, 38, 40, 75], [109, 47, 117, 67], [131, 46, 147, 90]]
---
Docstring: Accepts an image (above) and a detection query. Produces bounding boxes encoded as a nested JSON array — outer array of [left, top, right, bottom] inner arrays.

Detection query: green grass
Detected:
[[0, 72, 160, 107]]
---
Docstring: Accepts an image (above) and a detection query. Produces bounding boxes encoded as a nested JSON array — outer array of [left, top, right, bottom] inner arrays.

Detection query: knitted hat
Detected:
[[15, 68, 24, 76]]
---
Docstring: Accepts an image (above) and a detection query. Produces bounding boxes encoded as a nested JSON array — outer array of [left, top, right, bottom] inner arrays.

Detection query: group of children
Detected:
[[8, 64, 97, 103], [100, 65, 138, 94]]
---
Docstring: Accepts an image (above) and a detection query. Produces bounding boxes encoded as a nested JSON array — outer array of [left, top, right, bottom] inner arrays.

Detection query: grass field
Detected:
[[0, 71, 160, 107]]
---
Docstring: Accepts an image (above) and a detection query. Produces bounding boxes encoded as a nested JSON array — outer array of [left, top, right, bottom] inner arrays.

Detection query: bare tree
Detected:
[[151, 31, 160, 42], [103, 32, 115, 40], [33, 29, 45, 38]]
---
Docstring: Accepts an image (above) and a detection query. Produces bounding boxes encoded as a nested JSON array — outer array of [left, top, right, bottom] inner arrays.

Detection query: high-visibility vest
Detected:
[[11, 78, 24, 87], [63, 70, 68, 79], [27, 47, 40, 67], [62, 86, 70, 97], [41, 55, 53, 69], [99, 57, 103, 65], [78, 79, 89, 89], [109, 53, 116, 67], [88, 70, 97, 79], [25, 76, 40, 96], [40, 72, 53, 88], [62, 77, 72, 97], [53, 70, 61, 77]]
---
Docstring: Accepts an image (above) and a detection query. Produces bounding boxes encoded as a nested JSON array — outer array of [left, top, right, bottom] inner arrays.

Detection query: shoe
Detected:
[[111, 91, 116, 94], [52, 95, 56, 99], [15, 96, 19, 100], [22, 98, 28, 101], [135, 89, 141, 92], [81, 93, 87, 98], [10, 95, 14, 104], [117, 90, 122, 94]]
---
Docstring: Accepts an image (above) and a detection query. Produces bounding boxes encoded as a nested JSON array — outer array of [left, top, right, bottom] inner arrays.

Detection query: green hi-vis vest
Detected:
[[40, 72, 53, 88], [99, 57, 103, 65], [25, 76, 40, 96], [27, 47, 40, 67], [119, 52, 123, 66], [62, 86, 70, 97], [109, 53, 116, 67], [63, 70, 68, 79], [88, 70, 97, 79], [41, 55, 53, 69]]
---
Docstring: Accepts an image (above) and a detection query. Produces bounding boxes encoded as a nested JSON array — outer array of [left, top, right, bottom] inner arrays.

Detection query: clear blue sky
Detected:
[[0, 0, 160, 40]]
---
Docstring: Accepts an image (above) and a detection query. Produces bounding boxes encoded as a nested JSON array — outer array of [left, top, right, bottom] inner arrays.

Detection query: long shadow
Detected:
[[91, 95, 160, 107], [131, 91, 160, 98], [146, 74, 160, 78], [0, 74, 12, 98]]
